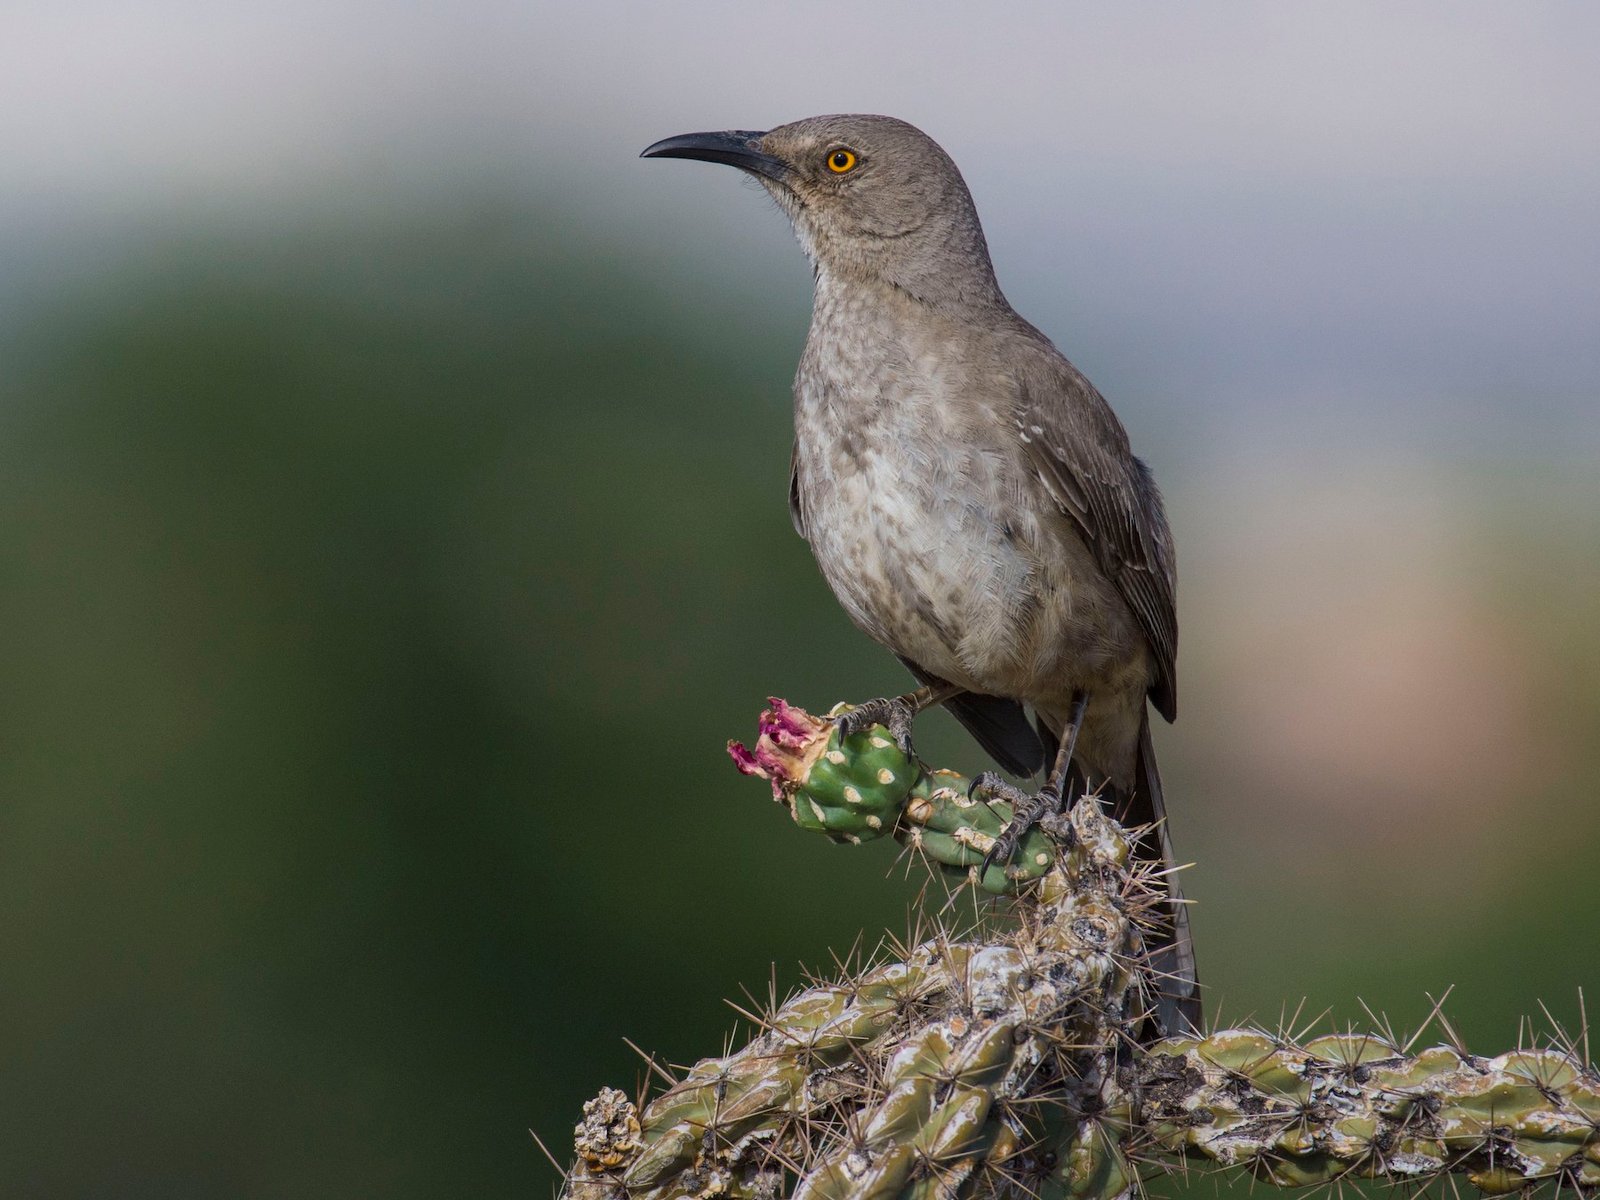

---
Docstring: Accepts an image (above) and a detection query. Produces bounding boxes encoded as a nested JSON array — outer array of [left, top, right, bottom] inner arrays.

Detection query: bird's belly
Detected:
[[803, 441, 1137, 703]]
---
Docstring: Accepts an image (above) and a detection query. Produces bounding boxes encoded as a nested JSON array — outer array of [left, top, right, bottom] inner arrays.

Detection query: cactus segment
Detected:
[[1139, 1035, 1600, 1194], [729, 700, 1058, 893]]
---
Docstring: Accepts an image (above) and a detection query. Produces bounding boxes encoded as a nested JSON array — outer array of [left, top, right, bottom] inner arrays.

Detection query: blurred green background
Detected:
[[3, 3, 1598, 1196]]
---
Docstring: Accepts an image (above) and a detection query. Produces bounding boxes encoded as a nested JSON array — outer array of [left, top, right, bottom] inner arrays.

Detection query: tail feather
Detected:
[[897, 657, 1046, 777], [896, 659, 1200, 1035], [1120, 712, 1202, 1036]]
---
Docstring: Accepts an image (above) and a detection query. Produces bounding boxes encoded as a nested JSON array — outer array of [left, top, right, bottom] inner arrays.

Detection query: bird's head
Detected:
[[643, 114, 1003, 308]]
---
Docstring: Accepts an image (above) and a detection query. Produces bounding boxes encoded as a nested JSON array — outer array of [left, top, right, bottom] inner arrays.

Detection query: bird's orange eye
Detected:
[[826, 148, 858, 174]]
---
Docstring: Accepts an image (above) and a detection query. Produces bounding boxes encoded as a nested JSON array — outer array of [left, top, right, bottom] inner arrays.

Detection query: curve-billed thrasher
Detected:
[[643, 114, 1198, 1033]]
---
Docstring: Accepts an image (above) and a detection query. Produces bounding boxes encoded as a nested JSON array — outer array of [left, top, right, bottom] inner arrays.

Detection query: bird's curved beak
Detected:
[[640, 130, 788, 185]]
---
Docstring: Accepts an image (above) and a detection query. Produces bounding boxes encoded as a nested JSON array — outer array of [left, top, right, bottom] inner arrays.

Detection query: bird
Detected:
[[642, 114, 1198, 1034]]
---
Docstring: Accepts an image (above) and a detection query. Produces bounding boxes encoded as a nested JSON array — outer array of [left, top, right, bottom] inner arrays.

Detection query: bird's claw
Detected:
[[835, 695, 917, 757], [967, 771, 1027, 805], [974, 777, 1063, 876]]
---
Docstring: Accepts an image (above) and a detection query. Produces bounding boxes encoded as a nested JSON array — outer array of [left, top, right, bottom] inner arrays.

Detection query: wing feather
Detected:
[[1017, 372, 1178, 721]]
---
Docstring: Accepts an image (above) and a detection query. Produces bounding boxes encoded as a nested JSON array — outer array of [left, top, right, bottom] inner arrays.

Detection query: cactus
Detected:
[[1142, 1032, 1600, 1193], [729, 698, 1056, 894], [562, 700, 1599, 1200]]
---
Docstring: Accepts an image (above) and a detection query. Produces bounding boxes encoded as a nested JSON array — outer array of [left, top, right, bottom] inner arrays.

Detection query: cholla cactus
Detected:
[[729, 697, 1055, 894], [1143, 1030, 1600, 1193], [561, 699, 1600, 1200]]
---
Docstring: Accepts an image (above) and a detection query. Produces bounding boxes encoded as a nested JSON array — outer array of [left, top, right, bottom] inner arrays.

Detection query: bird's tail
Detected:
[[1115, 712, 1202, 1038]]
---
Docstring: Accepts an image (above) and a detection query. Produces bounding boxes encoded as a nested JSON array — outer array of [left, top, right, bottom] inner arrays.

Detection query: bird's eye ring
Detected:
[[826, 148, 858, 174]]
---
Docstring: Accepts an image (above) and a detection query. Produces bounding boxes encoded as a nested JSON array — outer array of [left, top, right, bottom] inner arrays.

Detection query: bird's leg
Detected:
[[834, 682, 961, 755], [976, 689, 1089, 875]]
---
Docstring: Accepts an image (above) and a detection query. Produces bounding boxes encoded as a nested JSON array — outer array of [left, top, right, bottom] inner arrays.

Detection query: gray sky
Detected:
[[5, 0, 1597, 454]]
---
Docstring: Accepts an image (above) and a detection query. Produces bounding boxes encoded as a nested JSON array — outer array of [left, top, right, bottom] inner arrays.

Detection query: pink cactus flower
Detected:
[[728, 698, 832, 799]]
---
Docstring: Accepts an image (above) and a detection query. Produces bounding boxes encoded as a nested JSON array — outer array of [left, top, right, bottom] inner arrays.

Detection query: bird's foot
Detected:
[[835, 693, 920, 757], [971, 773, 1065, 875]]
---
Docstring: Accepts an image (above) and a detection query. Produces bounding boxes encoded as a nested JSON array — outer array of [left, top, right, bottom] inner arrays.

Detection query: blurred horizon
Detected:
[[3, 3, 1597, 1196]]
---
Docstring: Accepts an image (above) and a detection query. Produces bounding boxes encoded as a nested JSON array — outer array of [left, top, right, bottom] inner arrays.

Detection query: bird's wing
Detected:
[[1016, 371, 1179, 721]]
